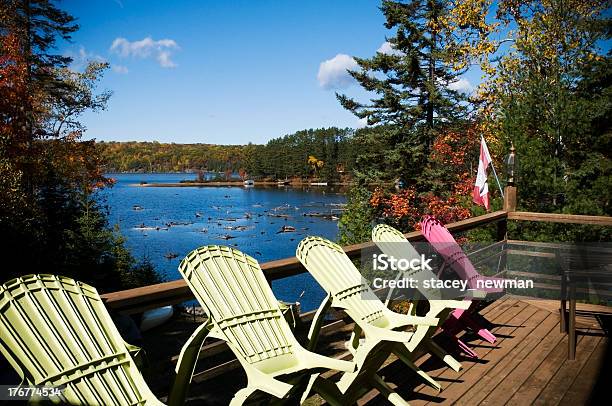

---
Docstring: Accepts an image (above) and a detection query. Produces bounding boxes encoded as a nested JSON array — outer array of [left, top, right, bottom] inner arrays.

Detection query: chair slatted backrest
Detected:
[[421, 216, 482, 289], [0, 274, 160, 405], [296, 237, 388, 326], [372, 224, 443, 300], [179, 246, 296, 365]]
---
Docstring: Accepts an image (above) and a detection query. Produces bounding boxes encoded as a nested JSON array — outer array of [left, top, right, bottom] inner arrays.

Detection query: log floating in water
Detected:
[[276, 225, 296, 233], [302, 212, 339, 220]]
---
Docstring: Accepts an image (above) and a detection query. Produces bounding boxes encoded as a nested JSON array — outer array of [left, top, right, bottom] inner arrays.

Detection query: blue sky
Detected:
[[62, 0, 478, 144]]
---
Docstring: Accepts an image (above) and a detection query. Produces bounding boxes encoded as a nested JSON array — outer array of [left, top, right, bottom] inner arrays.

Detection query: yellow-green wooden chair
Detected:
[[178, 245, 355, 406], [0, 274, 190, 405], [372, 224, 473, 371], [296, 236, 442, 406]]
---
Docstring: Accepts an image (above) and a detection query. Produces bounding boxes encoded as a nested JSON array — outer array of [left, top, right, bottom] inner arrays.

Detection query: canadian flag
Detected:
[[473, 136, 492, 210]]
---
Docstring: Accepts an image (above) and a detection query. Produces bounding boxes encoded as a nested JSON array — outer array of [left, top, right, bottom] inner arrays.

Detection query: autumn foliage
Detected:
[[369, 126, 479, 230], [1, 1, 158, 290]]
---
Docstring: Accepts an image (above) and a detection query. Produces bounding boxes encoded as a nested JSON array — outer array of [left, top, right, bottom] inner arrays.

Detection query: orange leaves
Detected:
[[369, 124, 485, 230], [421, 193, 471, 224], [382, 189, 419, 220], [370, 187, 471, 230], [371, 187, 418, 226]]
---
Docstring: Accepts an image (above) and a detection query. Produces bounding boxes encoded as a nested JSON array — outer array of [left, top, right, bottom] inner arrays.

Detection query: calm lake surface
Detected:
[[101, 173, 347, 311]]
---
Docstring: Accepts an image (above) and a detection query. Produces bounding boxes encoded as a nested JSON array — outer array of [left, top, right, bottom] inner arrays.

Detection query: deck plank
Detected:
[[559, 336, 608, 405], [468, 312, 561, 405], [162, 297, 607, 405], [355, 298, 518, 406], [358, 298, 607, 406], [409, 299, 531, 405], [380, 299, 526, 405], [533, 333, 603, 406], [478, 314, 564, 405], [427, 305, 544, 405], [506, 334, 575, 405]]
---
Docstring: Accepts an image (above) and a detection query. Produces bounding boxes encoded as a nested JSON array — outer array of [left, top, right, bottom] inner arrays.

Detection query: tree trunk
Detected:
[[426, 29, 436, 154]]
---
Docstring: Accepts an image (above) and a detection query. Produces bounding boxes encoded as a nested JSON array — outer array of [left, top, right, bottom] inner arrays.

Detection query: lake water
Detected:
[[101, 173, 347, 311]]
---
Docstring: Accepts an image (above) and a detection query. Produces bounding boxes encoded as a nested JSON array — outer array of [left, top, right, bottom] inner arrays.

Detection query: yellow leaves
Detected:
[[307, 155, 324, 171]]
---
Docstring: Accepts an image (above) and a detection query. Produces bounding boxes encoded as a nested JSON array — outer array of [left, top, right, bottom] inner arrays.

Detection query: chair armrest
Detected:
[[299, 350, 356, 373], [307, 293, 333, 351], [422, 300, 471, 322], [362, 323, 415, 343], [389, 313, 439, 329], [463, 289, 487, 299], [430, 299, 471, 312], [405, 315, 439, 326], [247, 367, 294, 399], [167, 321, 215, 406]]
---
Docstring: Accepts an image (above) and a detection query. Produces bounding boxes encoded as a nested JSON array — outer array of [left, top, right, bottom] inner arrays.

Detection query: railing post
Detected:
[[503, 186, 517, 212]]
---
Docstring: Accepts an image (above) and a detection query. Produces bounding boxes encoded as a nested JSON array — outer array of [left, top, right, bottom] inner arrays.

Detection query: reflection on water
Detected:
[[101, 173, 347, 310]]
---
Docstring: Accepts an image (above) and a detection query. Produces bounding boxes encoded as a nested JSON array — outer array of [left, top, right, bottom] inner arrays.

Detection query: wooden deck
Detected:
[[155, 297, 609, 405], [353, 297, 610, 406]]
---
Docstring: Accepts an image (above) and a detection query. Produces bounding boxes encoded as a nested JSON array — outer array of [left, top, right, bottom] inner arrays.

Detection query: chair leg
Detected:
[[452, 335, 479, 359], [393, 345, 441, 391], [370, 374, 410, 406], [425, 340, 462, 372], [461, 313, 496, 343], [310, 376, 348, 406], [229, 387, 257, 406]]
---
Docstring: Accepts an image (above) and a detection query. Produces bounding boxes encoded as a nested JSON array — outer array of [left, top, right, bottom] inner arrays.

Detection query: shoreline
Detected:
[[134, 181, 351, 187]]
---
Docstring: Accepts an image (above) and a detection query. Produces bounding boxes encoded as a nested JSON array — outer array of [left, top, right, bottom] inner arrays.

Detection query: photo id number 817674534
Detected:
[[0, 385, 65, 401]]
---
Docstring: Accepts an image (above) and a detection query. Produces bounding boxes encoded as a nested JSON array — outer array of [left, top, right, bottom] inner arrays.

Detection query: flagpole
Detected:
[[489, 154, 505, 199]]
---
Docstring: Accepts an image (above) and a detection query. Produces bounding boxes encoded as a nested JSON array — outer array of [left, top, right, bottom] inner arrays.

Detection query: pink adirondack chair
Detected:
[[421, 216, 503, 356]]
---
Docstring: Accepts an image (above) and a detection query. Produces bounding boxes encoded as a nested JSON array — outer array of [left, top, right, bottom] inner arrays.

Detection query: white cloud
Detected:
[[448, 78, 473, 93], [110, 36, 180, 68], [66, 46, 106, 70], [112, 64, 129, 74], [377, 41, 403, 56], [156, 50, 176, 68], [317, 54, 359, 90], [356, 117, 369, 128]]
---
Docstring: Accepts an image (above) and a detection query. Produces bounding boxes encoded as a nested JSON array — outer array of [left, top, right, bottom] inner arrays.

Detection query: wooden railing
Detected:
[[508, 211, 612, 226], [98, 203, 611, 384], [101, 208, 612, 314], [101, 210, 509, 314]]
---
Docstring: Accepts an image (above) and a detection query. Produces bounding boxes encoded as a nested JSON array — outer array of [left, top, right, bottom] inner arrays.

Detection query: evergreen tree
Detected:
[[337, 0, 470, 184], [338, 0, 476, 243], [0, 0, 160, 288]]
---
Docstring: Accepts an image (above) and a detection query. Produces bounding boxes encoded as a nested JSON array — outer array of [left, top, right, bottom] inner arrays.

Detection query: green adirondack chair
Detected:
[[0, 274, 189, 405], [296, 236, 443, 406], [177, 245, 355, 406], [372, 224, 473, 371]]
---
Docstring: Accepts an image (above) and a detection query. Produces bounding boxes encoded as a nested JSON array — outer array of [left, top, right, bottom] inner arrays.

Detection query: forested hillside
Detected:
[[98, 141, 247, 173], [97, 127, 357, 181]]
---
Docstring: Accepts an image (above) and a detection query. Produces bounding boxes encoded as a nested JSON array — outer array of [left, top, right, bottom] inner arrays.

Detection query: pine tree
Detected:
[[1, 1, 161, 288], [338, 0, 476, 243], [337, 0, 470, 184]]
